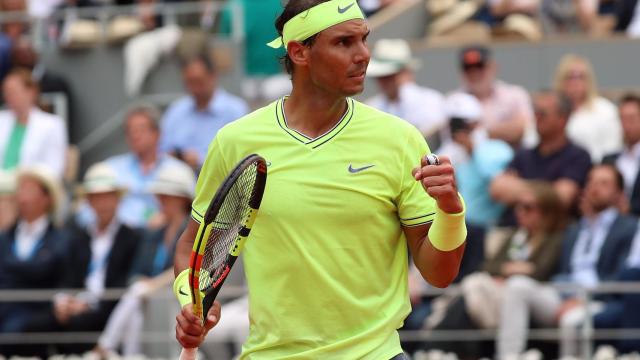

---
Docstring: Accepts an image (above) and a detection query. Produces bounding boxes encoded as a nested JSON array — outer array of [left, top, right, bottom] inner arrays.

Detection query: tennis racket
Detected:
[[179, 154, 267, 360]]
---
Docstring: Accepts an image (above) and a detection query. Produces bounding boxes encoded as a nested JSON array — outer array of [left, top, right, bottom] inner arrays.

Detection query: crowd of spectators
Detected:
[[1, 1, 640, 359], [364, 40, 640, 359]]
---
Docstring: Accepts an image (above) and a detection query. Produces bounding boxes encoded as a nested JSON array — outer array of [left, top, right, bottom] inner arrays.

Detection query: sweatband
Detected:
[[173, 268, 192, 308], [267, 0, 365, 49], [428, 195, 467, 252]]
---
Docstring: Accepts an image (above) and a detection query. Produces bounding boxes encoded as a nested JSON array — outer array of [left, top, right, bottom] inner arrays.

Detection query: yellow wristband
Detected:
[[428, 196, 467, 252], [173, 269, 192, 307]]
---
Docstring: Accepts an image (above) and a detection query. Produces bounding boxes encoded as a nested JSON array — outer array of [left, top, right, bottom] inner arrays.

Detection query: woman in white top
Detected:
[[0, 68, 67, 178], [554, 54, 622, 163]]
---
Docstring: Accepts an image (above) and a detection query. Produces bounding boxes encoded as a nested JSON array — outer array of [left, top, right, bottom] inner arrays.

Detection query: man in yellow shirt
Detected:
[[173, 1, 467, 358]]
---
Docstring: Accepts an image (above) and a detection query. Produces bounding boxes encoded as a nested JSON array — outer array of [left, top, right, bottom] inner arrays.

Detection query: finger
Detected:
[[424, 184, 457, 199], [181, 306, 201, 324], [420, 163, 455, 179], [176, 313, 204, 337], [176, 324, 202, 349], [412, 167, 422, 180], [421, 175, 456, 189], [204, 301, 222, 331]]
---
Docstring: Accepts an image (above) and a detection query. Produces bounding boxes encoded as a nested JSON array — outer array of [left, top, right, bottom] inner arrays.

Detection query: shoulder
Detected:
[[105, 153, 134, 169], [214, 100, 278, 142], [594, 96, 617, 111], [216, 88, 249, 110], [164, 96, 192, 115], [497, 81, 529, 97], [602, 153, 621, 164], [118, 224, 143, 241], [352, 100, 418, 132], [614, 214, 639, 231], [32, 109, 65, 128], [565, 142, 592, 160]]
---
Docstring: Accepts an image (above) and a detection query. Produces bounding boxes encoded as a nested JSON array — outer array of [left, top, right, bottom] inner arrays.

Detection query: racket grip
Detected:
[[179, 347, 198, 360]]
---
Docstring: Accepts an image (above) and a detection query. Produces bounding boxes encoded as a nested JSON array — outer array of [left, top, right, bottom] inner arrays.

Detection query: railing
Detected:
[[0, 1, 244, 50], [2, 282, 640, 359]]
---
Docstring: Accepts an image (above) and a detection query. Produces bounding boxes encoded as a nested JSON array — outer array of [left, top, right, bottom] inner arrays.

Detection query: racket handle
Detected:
[[179, 347, 197, 360]]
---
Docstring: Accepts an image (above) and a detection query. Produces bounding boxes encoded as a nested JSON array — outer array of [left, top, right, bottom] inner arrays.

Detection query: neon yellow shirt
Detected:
[[192, 98, 437, 359]]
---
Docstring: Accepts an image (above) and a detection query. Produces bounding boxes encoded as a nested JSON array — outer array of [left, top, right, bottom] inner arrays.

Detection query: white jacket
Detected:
[[0, 107, 68, 178]]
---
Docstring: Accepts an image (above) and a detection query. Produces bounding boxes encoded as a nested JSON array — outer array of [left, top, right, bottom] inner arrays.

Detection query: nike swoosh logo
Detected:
[[349, 164, 375, 173], [338, 2, 355, 13], [178, 286, 189, 296]]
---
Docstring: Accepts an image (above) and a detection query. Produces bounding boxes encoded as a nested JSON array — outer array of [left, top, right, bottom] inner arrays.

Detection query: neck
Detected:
[[96, 215, 114, 233], [538, 134, 568, 156], [285, 83, 348, 138], [195, 91, 214, 111], [22, 213, 44, 224], [15, 109, 30, 124], [137, 149, 158, 171]]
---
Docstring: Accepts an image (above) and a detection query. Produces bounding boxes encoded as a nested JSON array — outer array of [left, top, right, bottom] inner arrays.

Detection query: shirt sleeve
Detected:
[[191, 136, 230, 223], [397, 126, 438, 227]]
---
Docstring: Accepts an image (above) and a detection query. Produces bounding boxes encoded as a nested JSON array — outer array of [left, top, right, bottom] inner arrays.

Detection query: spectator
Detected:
[[0, 166, 67, 357], [603, 94, 640, 216], [48, 162, 140, 354], [491, 90, 592, 226], [0, 68, 68, 178], [10, 37, 74, 135], [91, 104, 187, 228], [496, 164, 637, 359], [541, 0, 599, 33], [462, 181, 565, 330], [366, 39, 446, 143], [452, 45, 534, 147], [160, 54, 249, 170], [94, 161, 195, 356], [614, 0, 640, 37], [0, 170, 17, 233], [554, 54, 622, 162]]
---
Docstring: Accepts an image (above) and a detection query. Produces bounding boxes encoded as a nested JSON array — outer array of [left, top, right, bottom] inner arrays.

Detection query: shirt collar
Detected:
[[623, 142, 640, 159], [89, 217, 120, 239], [583, 207, 618, 229], [190, 89, 225, 115], [17, 215, 50, 236]]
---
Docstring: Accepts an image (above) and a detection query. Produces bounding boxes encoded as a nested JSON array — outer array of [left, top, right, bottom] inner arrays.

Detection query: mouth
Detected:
[[349, 70, 366, 81]]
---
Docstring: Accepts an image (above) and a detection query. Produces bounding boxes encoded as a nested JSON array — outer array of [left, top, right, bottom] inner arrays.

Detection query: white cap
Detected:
[[82, 162, 127, 195], [0, 170, 16, 195], [147, 161, 196, 199], [445, 92, 483, 122], [366, 39, 421, 78], [17, 165, 64, 215]]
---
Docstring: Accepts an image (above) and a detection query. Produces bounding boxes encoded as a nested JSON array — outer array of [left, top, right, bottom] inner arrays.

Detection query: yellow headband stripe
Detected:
[[267, 0, 365, 49]]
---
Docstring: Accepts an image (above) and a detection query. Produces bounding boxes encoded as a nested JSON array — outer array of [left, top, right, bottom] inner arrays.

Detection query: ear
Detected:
[[287, 41, 310, 69]]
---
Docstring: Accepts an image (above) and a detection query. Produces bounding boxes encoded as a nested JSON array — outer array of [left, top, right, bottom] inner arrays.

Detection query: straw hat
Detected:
[[430, 1, 481, 36], [501, 14, 543, 42], [107, 16, 144, 44], [147, 161, 196, 199], [366, 39, 421, 78], [0, 170, 16, 195], [81, 162, 127, 195], [17, 165, 64, 216], [427, 0, 458, 16]]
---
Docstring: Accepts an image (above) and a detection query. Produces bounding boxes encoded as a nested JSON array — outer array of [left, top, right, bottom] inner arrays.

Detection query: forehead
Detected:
[[318, 19, 369, 38], [590, 166, 614, 181]]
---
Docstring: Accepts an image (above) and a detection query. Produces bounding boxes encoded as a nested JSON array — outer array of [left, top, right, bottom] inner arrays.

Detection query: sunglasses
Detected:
[[462, 62, 486, 72], [564, 71, 587, 81], [516, 201, 538, 212]]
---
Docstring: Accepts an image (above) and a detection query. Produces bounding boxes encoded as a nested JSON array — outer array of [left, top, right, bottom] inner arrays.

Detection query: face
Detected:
[[156, 194, 190, 217], [87, 191, 120, 224], [561, 62, 589, 104], [534, 94, 565, 140], [375, 73, 400, 100], [515, 191, 542, 232], [182, 61, 216, 104], [620, 101, 640, 146], [462, 61, 496, 94], [583, 166, 621, 213], [303, 19, 370, 97], [125, 113, 159, 155], [16, 177, 50, 221], [2, 74, 36, 113], [12, 42, 37, 68]]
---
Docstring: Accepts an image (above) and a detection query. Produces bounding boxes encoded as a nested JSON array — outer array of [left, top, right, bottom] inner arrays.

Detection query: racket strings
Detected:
[[199, 163, 258, 292]]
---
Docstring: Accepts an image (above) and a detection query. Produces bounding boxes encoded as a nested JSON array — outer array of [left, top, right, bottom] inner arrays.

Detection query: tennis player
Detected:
[[173, 0, 467, 358]]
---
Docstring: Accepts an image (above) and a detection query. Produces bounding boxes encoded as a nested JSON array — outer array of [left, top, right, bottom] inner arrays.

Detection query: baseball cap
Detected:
[[445, 92, 483, 122], [459, 45, 490, 70]]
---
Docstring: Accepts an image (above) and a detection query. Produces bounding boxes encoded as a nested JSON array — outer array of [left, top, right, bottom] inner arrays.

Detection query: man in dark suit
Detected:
[[497, 164, 637, 359], [0, 166, 68, 357], [45, 162, 140, 354], [603, 94, 640, 216]]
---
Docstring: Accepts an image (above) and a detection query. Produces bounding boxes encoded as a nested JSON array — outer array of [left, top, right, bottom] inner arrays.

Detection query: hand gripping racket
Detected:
[[179, 154, 267, 360]]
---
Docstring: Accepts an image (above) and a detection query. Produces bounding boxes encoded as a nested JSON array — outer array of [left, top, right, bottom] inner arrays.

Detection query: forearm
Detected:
[[412, 237, 465, 288], [487, 118, 525, 146], [174, 219, 199, 276]]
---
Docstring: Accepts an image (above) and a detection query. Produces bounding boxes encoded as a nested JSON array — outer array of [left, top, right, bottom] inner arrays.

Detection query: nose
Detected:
[[354, 41, 370, 65]]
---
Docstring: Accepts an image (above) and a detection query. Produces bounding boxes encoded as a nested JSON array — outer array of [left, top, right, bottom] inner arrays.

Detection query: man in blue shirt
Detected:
[[159, 54, 248, 170]]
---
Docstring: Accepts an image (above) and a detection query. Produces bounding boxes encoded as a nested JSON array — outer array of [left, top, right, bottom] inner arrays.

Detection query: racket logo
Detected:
[[213, 265, 231, 288]]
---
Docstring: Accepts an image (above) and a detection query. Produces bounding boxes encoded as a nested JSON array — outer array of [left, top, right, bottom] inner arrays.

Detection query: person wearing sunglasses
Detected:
[[452, 45, 535, 148]]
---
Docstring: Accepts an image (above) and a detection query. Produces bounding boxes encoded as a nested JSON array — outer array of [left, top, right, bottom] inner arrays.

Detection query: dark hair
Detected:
[[180, 53, 216, 74], [275, 0, 330, 74], [524, 180, 566, 233], [619, 93, 640, 110], [597, 163, 625, 192], [536, 89, 573, 119]]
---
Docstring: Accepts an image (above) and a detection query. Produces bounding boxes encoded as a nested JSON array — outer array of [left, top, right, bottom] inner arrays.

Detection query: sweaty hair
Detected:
[[275, 0, 331, 74]]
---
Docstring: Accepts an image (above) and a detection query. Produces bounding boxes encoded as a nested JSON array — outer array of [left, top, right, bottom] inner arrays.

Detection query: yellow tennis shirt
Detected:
[[192, 98, 437, 359]]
